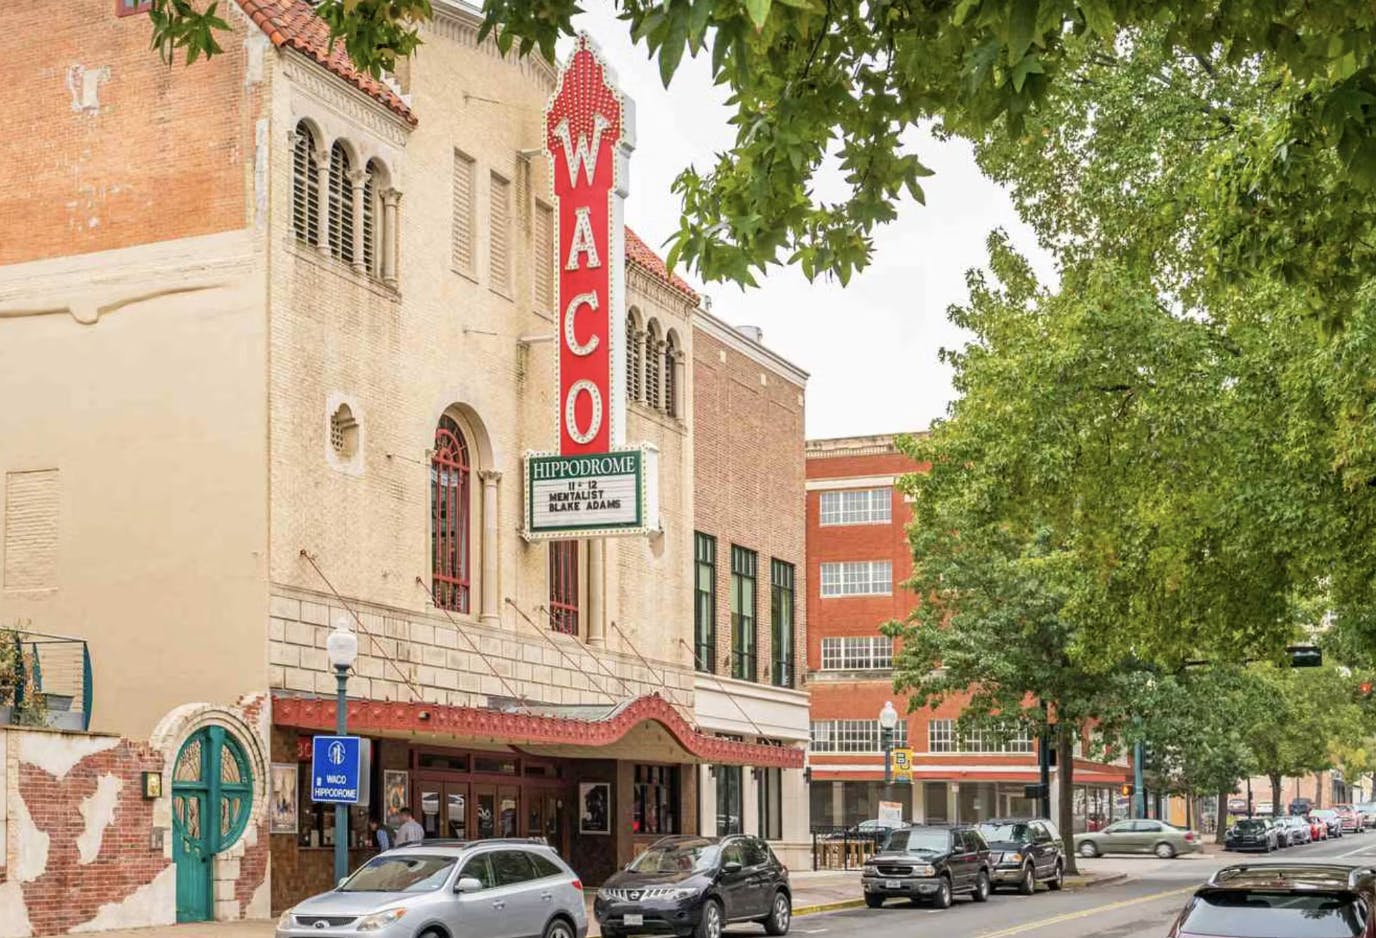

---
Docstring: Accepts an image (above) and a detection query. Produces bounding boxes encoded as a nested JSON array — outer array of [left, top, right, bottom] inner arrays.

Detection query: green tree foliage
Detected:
[[148, 1, 1376, 290]]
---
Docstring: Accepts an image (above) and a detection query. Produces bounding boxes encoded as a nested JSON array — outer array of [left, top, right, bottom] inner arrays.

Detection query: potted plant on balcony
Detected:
[[0, 629, 47, 727]]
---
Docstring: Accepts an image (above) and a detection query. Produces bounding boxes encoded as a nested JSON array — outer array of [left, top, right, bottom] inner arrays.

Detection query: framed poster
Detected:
[[580, 781, 610, 835], [384, 770, 409, 826], [270, 763, 298, 834]]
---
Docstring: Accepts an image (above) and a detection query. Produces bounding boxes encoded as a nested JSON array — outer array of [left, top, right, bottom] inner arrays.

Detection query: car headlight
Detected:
[[917, 865, 935, 877], [276, 910, 294, 931], [1006, 853, 1023, 865], [667, 888, 699, 901], [356, 908, 406, 932]]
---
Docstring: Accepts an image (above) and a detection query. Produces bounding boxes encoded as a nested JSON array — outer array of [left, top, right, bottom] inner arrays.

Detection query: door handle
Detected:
[[541, 892, 553, 902]]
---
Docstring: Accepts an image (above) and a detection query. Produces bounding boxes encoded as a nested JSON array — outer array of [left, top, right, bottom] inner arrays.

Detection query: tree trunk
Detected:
[[1058, 727, 1078, 875], [1215, 787, 1229, 844], [1270, 775, 1282, 815], [1316, 772, 1323, 809]]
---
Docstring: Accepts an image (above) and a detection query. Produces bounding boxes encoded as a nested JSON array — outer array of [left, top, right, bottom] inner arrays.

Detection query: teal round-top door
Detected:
[[172, 726, 253, 922]]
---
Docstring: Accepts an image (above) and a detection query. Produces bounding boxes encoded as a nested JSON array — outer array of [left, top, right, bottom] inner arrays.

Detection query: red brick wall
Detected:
[[0, 0, 257, 265], [7, 737, 169, 935], [691, 326, 806, 689]]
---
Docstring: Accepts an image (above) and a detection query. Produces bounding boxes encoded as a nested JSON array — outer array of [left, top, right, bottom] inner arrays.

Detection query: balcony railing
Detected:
[[1, 629, 93, 731]]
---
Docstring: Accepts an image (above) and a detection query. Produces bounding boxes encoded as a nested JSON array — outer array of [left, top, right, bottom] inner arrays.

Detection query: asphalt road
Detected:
[[787, 833, 1376, 938]]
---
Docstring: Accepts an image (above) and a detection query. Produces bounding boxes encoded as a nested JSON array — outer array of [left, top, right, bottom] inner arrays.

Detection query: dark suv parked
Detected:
[[861, 825, 993, 909], [976, 819, 1066, 894], [595, 835, 791, 938]]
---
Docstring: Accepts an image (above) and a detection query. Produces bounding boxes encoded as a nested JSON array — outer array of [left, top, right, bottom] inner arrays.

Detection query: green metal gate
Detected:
[[171, 726, 253, 922]]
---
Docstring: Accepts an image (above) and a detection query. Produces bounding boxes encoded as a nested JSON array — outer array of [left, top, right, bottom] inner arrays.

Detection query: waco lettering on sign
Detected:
[[310, 735, 362, 804], [526, 34, 658, 540]]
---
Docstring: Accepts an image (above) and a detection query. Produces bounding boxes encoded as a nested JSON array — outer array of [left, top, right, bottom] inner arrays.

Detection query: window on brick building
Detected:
[[730, 545, 758, 681], [644, 319, 662, 410], [362, 158, 387, 279], [820, 636, 894, 671], [663, 330, 680, 417], [810, 719, 908, 753], [117, 0, 152, 15], [770, 559, 795, 688], [627, 308, 644, 404], [819, 560, 892, 597], [451, 150, 476, 277], [533, 201, 554, 314], [548, 540, 579, 635], [292, 123, 320, 247], [694, 533, 717, 673], [328, 142, 355, 264], [489, 172, 512, 295], [431, 416, 471, 613], [819, 487, 892, 525]]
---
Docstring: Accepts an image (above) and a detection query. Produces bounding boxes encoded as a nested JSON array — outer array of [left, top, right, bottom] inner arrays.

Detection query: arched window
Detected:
[[328, 142, 354, 263], [626, 309, 643, 403], [431, 416, 471, 613], [292, 123, 319, 246], [362, 163, 377, 277], [644, 319, 662, 411], [664, 330, 679, 418]]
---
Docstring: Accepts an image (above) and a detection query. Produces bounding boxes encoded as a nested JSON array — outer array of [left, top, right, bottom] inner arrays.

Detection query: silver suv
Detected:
[[275, 841, 587, 938]]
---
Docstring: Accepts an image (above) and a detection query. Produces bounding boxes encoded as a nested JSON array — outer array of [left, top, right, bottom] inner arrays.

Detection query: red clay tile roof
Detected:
[[625, 228, 700, 303], [235, 0, 416, 124]]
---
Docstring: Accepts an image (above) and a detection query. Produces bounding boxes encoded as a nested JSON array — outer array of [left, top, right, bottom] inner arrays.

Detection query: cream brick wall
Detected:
[[263, 5, 698, 704]]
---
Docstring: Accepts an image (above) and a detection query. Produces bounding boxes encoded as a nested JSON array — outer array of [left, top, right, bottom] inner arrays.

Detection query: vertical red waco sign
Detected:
[[546, 35, 632, 456]]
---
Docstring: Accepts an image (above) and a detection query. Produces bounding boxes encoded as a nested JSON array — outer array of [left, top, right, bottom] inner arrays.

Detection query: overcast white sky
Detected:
[[562, 4, 1052, 440]]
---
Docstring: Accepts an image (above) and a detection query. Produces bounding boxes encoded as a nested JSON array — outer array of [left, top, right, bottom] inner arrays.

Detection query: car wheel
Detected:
[[972, 871, 991, 903], [1047, 863, 1064, 891], [1154, 842, 1176, 859], [695, 900, 724, 938], [933, 876, 953, 910], [543, 918, 576, 938], [864, 894, 885, 909], [1017, 864, 1035, 896], [1079, 842, 1099, 858], [764, 891, 791, 936]]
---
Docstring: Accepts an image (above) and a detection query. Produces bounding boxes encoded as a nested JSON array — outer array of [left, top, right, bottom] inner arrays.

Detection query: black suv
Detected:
[[976, 818, 1066, 894], [861, 824, 993, 909], [595, 835, 791, 938]]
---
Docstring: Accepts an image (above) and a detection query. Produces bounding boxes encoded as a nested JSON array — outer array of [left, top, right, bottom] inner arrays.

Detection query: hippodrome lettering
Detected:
[[531, 454, 637, 481]]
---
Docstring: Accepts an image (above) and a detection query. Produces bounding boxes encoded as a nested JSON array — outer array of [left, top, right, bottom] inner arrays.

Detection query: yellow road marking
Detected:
[[970, 885, 1197, 938]]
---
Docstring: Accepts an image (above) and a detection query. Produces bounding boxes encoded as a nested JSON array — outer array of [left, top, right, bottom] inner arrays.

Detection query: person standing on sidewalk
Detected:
[[394, 806, 424, 847], [369, 818, 392, 852]]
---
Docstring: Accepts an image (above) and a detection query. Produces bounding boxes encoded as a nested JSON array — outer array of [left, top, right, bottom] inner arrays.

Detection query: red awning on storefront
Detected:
[[273, 692, 803, 769]]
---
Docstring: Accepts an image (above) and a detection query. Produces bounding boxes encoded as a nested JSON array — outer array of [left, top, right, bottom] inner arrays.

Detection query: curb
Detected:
[[1063, 872, 1128, 889], [794, 898, 867, 916]]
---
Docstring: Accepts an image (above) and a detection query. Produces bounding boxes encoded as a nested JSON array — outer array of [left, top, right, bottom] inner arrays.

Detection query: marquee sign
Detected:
[[526, 34, 657, 541]]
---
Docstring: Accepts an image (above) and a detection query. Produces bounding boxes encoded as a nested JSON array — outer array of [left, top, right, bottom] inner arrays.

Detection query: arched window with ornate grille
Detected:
[[644, 319, 662, 410], [626, 308, 643, 403], [363, 158, 390, 280], [328, 142, 354, 263], [431, 416, 471, 613], [664, 330, 679, 417], [292, 123, 319, 246]]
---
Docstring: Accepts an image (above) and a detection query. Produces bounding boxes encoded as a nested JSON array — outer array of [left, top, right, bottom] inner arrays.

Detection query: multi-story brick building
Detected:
[[0, 1, 801, 932], [805, 434, 1127, 832], [690, 315, 810, 866]]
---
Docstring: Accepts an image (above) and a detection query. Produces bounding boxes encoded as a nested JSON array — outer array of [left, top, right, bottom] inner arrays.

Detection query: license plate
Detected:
[[884, 880, 902, 889], [624, 914, 644, 927]]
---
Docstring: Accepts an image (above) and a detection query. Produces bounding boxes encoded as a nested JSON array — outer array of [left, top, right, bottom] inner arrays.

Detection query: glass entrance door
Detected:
[[446, 784, 469, 839], [417, 781, 443, 839], [474, 784, 496, 839]]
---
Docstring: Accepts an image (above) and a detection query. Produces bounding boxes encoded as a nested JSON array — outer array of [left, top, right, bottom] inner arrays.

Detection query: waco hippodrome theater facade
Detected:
[[0, 1, 807, 933]]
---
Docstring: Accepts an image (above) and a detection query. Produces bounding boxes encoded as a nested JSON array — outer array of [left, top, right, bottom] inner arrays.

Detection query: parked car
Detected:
[[1312, 809, 1346, 838], [1224, 818, 1280, 853], [1356, 803, 1376, 830], [1074, 819, 1201, 859], [275, 840, 587, 938], [1336, 805, 1365, 834], [1167, 863, 1376, 937], [1278, 815, 1313, 846], [1290, 798, 1315, 816], [596, 835, 791, 938], [1254, 802, 1276, 817], [861, 825, 993, 909], [975, 819, 1066, 894], [1311, 816, 1331, 841]]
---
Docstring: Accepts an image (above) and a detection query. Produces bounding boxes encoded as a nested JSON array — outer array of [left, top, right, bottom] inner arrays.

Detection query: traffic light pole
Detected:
[[1133, 741, 1146, 819], [1039, 719, 1052, 820]]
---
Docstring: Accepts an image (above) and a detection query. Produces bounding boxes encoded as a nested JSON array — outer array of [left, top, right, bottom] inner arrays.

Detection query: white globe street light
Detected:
[[326, 615, 358, 883], [880, 701, 899, 787]]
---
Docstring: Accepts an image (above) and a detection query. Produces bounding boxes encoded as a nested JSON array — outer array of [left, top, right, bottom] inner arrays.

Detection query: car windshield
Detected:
[[978, 823, 1029, 843], [885, 829, 950, 854], [628, 842, 722, 874], [339, 855, 456, 893], [1183, 891, 1364, 938], [1314, 810, 1337, 818]]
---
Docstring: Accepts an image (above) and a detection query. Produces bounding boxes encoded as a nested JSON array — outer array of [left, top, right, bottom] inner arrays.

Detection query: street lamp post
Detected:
[[326, 617, 359, 885], [879, 701, 899, 789]]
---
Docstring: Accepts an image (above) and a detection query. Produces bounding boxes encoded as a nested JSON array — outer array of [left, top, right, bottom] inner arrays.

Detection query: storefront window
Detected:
[[958, 783, 996, 823], [759, 768, 783, 840], [924, 782, 948, 823], [634, 765, 679, 835], [716, 766, 743, 835]]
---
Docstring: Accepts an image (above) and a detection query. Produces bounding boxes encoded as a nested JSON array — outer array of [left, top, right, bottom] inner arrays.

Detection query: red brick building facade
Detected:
[[805, 435, 1128, 830]]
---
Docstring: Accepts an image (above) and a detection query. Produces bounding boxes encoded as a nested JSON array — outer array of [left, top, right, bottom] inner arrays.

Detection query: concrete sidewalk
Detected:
[[77, 868, 1127, 938]]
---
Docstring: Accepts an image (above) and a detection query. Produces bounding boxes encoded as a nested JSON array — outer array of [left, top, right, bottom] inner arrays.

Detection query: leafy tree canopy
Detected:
[[150, 0, 1376, 292]]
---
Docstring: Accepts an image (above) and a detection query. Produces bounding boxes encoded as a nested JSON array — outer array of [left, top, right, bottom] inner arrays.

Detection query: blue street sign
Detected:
[[310, 735, 362, 804]]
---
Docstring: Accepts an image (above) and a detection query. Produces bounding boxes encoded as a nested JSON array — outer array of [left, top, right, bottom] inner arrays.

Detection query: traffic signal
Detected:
[[1120, 783, 1133, 797], [1288, 645, 1322, 668]]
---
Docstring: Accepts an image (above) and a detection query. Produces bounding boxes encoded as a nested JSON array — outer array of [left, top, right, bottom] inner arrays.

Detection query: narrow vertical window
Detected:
[[627, 310, 644, 403], [663, 331, 679, 417], [362, 158, 387, 280], [694, 533, 717, 673], [328, 142, 354, 263], [548, 541, 579, 635], [770, 559, 795, 688], [533, 201, 554, 313], [730, 545, 758, 681], [489, 172, 511, 293], [451, 150, 476, 276], [431, 416, 471, 613], [644, 320, 662, 410], [292, 124, 319, 246]]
